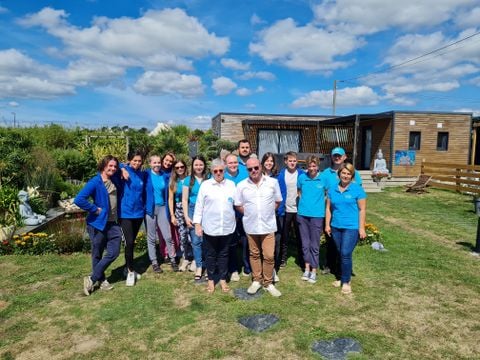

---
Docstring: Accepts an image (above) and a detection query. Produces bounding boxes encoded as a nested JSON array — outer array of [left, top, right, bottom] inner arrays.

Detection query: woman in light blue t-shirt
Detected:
[[182, 155, 208, 283], [297, 155, 325, 285], [325, 162, 367, 295]]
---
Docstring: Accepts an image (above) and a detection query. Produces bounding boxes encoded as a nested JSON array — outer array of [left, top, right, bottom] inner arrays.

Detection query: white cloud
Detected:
[[313, 0, 476, 35], [245, 103, 256, 109], [236, 87, 251, 96], [470, 76, 480, 86], [250, 13, 265, 26], [0, 5, 8, 14], [19, 8, 229, 63], [221, 58, 250, 70], [454, 6, 480, 28], [212, 76, 237, 95], [8, 101, 19, 107], [238, 71, 276, 81], [133, 71, 204, 97], [454, 108, 480, 116], [249, 18, 361, 71], [8, 7, 230, 99], [255, 85, 265, 93], [292, 86, 379, 109]]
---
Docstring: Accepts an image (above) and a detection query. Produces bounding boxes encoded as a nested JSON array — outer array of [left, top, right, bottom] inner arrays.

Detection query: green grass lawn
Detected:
[[1, 187, 480, 359]]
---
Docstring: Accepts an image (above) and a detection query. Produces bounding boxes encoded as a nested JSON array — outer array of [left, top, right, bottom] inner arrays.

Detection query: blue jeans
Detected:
[[236, 217, 251, 274], [87, 223, 122, 283], [331, 227, 358, 284], [188, 203, 203, 269]]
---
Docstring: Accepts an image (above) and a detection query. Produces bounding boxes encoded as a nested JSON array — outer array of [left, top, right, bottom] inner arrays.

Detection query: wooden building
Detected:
[[212, 111, 473, 177]]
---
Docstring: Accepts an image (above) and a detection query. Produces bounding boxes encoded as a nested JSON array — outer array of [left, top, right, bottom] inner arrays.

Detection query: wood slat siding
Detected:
[[213, 113, 332, 143], [392, 113, 471, 177], [421, 161, 480, 194]]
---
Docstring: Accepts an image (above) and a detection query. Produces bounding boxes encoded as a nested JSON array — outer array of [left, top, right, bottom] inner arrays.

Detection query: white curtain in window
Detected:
[[279, 131, 299, 153], [258, 130, 279, 158]]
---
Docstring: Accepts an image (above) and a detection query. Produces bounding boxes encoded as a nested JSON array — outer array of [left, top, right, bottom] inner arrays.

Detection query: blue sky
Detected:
[[0, 0, 479, 130]]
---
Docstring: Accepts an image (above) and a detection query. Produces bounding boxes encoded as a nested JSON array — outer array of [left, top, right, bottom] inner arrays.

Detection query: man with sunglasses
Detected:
[[235, 158, 283, 297]]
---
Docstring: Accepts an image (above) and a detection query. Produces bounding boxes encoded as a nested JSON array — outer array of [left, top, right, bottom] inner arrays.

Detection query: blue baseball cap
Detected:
[[331, 147, 346, 156]]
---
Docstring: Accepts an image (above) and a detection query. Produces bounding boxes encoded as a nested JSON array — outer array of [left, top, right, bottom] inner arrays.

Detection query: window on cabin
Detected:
[[258, 130, 300, 158], [409, 131, 421, 150], [437, 132, 449, 151]]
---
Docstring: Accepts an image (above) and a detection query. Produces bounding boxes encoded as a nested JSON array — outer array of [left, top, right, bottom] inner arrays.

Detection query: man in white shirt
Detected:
[[235, 158, 283, 297]]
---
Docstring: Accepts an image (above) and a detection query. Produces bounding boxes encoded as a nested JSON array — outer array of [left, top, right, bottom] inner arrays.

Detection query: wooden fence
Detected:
[[421, 161, 480, 195]]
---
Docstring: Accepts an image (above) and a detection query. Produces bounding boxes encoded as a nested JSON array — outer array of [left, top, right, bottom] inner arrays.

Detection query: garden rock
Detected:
[[234, 288, 263, 300], [371, 241, 388, 251], [311, 338, 362, 360], [238, 314, 279, 332]]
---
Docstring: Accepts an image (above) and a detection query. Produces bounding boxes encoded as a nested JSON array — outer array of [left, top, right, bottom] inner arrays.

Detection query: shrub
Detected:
[[0, 185, 22, 227], [361, 223, 384, 246]]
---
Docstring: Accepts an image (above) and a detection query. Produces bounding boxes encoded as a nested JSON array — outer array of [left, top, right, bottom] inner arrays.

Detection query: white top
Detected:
[[285, 170, 298, 212], [235, 175, 282, 235], [193, 178, 236, 236]]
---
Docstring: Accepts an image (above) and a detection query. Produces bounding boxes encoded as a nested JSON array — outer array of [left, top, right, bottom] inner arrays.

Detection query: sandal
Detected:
[[220, 281, 230, 293], [206, 280, 215, 294]]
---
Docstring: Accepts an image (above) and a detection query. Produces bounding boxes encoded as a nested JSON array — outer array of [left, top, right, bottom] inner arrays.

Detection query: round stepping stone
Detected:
[[238, 314, 279, 333], [311, 338, 362, 360], [234, 288, 263, 300]]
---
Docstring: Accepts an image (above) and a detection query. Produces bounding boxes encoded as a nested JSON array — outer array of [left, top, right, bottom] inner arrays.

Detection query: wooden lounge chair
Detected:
[[405, 174, 432, 193]]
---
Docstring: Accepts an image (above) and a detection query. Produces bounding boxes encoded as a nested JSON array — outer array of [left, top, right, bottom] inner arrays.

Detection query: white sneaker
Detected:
[[99, 280, 114, 291], [264, 284, 282, 297], [247, 281, 262, 295], [189, 260, 197, 272], [301, 271, 310, 281], [230, 271, 240, 282], [179, 258, 189, 272], [123, 267, 141, 280], [83, 276, 94, 296], [126, 271, 136, 287], [273, 270, 280, 283], [308, 272, 317, 284], [242, 271, 251, 277]]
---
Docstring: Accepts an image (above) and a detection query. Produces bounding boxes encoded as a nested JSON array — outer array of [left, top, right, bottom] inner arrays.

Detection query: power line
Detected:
[[340, 30, 480, 83]]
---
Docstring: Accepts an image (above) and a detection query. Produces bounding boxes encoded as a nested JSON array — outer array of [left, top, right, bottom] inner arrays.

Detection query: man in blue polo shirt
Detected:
[[319, 147, 362, 276]]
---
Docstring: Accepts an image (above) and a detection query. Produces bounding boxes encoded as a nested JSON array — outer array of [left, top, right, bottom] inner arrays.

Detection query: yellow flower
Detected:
[[23, 235, 31, 241], [21, 241, 26, 246]]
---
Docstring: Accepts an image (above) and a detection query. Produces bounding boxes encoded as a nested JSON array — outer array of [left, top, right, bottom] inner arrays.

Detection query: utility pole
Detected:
[[11, 112, 16, 128], [332, 80, 337, 116]]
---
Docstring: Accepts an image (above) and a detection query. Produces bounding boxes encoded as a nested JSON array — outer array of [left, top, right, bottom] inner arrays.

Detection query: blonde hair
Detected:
[[337, 162, 355, 177]]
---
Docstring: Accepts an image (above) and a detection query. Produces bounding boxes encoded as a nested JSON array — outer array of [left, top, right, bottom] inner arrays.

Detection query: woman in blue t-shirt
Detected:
[[182, 155, 208, 282], [168, 159, 191, 271], [297, 155, 325, 285], [325, 162, 366, 295]]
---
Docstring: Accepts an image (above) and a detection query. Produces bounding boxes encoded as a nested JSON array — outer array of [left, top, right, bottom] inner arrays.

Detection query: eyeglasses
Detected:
[[247, 166, 259, 172], [213, 169, 224, 174], [175, 165, 185, 169]]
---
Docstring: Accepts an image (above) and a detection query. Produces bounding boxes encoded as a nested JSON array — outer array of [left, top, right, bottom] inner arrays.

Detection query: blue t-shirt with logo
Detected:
[[320, 167, 363, 191], [327, 182, 366, 229], [297, 173, 326, 217]]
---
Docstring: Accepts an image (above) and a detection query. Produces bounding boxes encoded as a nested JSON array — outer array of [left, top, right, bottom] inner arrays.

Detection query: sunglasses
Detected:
[[213, 169, 224, 174], [247, 166, 259, 172], [175, 165, 185, 169]]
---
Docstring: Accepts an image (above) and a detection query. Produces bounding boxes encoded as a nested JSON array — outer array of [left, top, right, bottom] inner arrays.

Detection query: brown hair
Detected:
[[169, 159, 188, 193], [305, 155, 319, 167], [97, 155, 119, 172]]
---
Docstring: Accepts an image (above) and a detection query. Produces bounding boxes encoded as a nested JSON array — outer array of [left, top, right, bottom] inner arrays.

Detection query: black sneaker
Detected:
[[321, 267, 331, 275], [171, 261, 179, 272], [152, 263, 163, 274]]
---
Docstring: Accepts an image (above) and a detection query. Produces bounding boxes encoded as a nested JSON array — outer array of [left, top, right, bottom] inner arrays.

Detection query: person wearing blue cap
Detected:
[[319, 147, 362, 277]]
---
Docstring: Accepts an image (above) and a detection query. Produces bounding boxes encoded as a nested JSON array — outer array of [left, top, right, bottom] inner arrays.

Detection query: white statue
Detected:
[[372, 149, 389, 175], [18, 190, 46, 226]]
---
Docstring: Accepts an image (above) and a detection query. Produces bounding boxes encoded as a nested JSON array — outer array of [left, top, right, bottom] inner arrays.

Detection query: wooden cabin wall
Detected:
[[392, 113, 471, 176]]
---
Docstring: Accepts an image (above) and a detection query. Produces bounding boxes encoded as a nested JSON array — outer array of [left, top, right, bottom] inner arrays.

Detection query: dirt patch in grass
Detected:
[[0, 299, 9, 310], [173, 288, 191, 309]]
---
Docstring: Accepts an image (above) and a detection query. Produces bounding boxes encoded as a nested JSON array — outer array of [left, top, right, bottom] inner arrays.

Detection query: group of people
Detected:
[[74, 140, 366, 297]]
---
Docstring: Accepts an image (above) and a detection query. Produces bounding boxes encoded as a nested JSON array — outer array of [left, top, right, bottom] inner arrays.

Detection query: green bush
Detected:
[[0, 185, 22, 227]]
